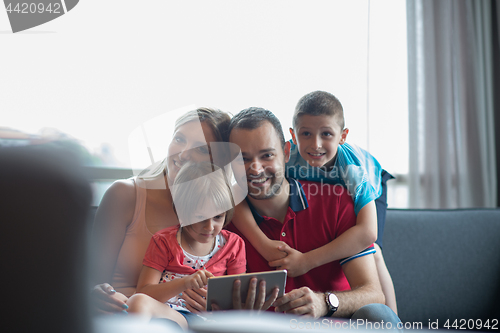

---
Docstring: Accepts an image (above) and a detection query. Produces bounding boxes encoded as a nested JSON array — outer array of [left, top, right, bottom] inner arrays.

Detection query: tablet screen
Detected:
[[206, 270, 287, 311]]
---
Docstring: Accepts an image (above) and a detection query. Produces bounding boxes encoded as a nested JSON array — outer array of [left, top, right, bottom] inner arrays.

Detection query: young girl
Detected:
[[127, 161, 246, 329]]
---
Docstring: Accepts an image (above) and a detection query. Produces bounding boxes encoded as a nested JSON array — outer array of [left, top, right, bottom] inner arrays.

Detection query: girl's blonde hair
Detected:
[[171, 161, 235, 227], [138, 107, 231, 180]]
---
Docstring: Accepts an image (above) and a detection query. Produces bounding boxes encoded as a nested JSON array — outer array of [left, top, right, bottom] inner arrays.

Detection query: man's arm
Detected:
[[272, 254, 384, 318], [332, 253, 385, 317]]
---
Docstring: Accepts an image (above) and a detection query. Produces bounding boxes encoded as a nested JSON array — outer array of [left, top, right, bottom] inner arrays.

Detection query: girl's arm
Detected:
[[231, 201, 287, 262], [269, 201, 377, 277], [136, 266, 214, 304]]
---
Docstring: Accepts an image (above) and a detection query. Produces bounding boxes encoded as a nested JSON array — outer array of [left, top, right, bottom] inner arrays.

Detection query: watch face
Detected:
[[328, 293, 339, 308]]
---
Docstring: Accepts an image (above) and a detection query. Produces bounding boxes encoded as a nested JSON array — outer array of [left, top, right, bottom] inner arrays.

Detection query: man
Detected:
[[226, 107, 400, 323]]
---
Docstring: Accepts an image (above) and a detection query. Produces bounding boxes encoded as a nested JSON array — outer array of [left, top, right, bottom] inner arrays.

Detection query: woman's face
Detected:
[[166, 121, 217, 183]]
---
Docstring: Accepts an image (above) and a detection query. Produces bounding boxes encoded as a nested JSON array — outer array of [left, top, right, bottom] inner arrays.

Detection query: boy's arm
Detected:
[[269, 201, 378, 277], [231, 201, 287, 262], [136, 266, 213, 303]]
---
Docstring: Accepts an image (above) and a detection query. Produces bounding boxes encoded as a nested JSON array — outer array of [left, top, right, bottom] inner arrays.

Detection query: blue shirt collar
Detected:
[[246, 178, 309, 225]]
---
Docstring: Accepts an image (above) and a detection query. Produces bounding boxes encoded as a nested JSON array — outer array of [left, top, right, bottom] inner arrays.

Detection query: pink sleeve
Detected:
[[226, 234, 247, 275], [143, 234, 171, 273]]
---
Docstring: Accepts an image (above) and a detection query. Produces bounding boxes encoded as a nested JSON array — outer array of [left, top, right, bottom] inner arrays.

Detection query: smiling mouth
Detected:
[[308, 152, 325, 157], [248, 176, 270, 186]]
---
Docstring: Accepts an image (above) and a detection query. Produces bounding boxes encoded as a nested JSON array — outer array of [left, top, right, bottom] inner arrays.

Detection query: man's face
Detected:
[[229, 121, 289, 200]]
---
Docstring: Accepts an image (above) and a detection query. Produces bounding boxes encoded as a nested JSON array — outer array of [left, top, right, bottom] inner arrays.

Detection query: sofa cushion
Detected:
[[384, 208, 500, 327]]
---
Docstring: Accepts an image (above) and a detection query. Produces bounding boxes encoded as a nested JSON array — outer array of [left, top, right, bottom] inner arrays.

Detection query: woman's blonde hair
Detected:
[[171, 161, 235, 227], [138, 107, 231, 180]]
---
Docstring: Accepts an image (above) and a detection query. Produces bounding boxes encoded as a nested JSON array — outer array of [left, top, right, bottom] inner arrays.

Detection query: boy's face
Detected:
[[291, 114, 348, 169]]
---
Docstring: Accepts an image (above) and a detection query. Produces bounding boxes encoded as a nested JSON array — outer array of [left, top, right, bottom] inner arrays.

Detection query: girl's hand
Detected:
[[90, 283, 129, 315], [260, 240, 288, 262], [183, 270, 214, 290], [182, 287, 207, 313], [268, 244, 311, 278]]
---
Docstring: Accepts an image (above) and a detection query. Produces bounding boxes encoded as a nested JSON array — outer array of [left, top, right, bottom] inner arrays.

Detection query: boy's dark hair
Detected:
[[227, 107, 286, 149], [293, 91, 345, 130]]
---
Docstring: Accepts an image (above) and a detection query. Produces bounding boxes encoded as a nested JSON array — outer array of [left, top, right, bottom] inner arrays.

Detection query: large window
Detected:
[[1, 0, 408, 207]]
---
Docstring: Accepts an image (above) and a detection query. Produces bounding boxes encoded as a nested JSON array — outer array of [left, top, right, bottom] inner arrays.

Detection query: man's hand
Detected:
[[211, 278, 279, 311], [273, 287, 327, 318], [268, 244, 311, 277], [182, 287, 207, 313], [184, 270, 214, 290]]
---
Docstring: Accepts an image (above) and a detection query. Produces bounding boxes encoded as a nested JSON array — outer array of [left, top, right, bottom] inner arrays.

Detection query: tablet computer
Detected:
[[206, 270, 287, 311]]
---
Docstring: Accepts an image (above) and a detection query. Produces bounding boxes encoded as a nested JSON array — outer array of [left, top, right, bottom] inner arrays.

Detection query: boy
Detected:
[[231, 91, 397, 314]]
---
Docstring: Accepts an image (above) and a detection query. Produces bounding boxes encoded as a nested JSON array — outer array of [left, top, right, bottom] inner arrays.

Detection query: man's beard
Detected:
[[247, 172, 285, 200]]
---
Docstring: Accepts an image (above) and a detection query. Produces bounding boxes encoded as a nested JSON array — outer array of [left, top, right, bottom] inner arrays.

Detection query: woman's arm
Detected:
[[231, 201, 287, 262], [269, 201, 378, 277], [89, 180, 136, 313]]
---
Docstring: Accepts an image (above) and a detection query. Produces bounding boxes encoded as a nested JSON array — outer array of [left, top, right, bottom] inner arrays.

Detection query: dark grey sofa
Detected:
[[88, 207, 500, 330], [384, 208, 500, 328]]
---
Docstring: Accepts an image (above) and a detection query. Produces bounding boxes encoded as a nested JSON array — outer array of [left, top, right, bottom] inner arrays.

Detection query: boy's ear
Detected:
[[340, 128, 349, 145], [284, 141, 291, 163], [289, 128, 298, 145]]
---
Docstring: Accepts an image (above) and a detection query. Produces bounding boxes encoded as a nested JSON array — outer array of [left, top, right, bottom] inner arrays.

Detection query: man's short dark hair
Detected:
[[227, 107, 286, 148], [293, 91, 345, 130]]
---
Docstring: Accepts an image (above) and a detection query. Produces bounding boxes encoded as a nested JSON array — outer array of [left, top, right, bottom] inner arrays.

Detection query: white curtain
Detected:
[[407, 0, 497, 208]]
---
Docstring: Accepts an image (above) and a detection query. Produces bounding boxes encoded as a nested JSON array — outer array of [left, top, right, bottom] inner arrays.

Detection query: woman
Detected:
[[90, 107, 231, 315]]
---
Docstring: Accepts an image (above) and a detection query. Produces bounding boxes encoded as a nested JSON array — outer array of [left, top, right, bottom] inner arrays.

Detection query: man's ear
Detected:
[[289, 128, 298, 145], [284, 140, 291, 163], [340, 128, 349, 145]]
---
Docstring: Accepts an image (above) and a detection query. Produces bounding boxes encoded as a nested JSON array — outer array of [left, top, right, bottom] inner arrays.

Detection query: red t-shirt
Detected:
[[228, 179, 374, 293], [143, 226, 246, 276]]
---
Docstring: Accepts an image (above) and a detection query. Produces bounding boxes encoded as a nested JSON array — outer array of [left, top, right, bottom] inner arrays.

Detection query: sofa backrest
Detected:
[[384, 208, 500, 327]]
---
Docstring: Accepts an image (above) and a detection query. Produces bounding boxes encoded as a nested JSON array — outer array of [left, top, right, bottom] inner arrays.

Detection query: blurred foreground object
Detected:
[[0, 143, 92, 332]]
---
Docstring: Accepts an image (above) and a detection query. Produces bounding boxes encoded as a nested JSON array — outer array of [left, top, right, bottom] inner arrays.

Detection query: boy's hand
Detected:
[[184, 270, 214, 290], [260, 239, 288, 262], [268, 244, 311, 277]]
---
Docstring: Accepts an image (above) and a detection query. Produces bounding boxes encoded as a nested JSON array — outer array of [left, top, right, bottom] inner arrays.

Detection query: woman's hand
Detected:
[[90, 283, 129, 315], [183, 270, 214, 290], [182, 287, 207, 313]]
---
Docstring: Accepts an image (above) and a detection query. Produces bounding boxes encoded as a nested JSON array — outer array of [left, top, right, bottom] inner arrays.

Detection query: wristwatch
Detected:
[[324, 292, 339, 316]]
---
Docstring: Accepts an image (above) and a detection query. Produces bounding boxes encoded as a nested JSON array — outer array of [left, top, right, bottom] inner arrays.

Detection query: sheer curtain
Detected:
[[407, 0, 497, 208]]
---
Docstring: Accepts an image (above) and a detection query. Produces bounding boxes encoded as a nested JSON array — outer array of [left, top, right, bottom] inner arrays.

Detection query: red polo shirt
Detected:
[[228, 178, 375, 293]]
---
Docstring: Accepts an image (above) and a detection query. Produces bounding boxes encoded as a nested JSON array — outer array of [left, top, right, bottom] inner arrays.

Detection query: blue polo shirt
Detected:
[[286, 141, 383, 215]]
